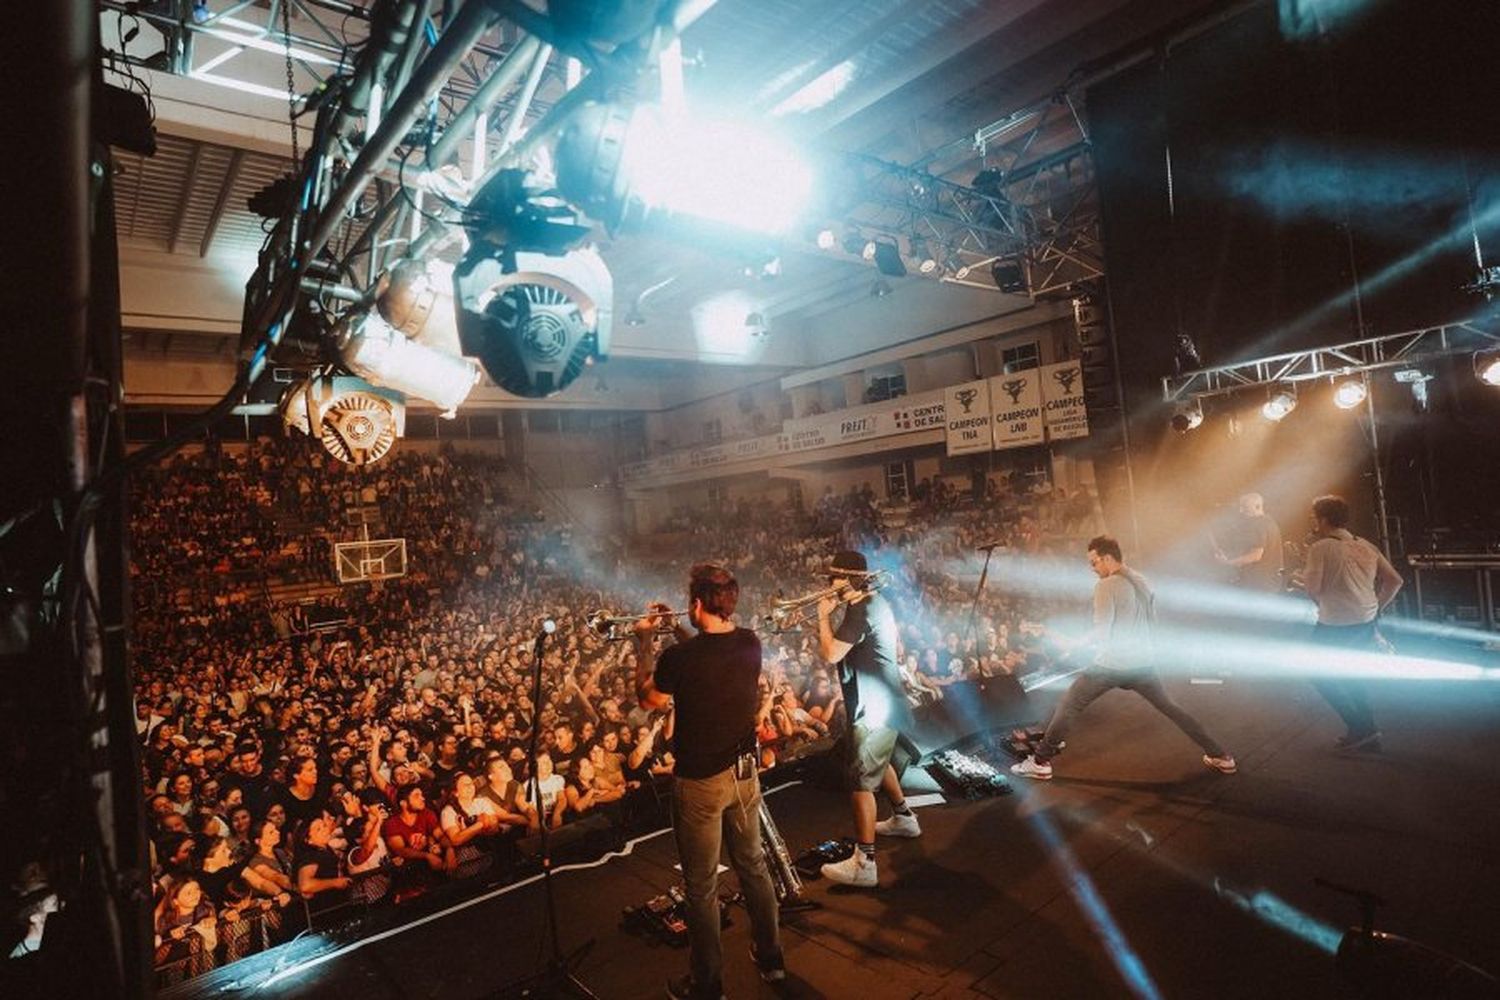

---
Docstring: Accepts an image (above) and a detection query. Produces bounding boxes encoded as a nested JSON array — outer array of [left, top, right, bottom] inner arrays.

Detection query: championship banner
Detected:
[[1040, 361, 1089, 441], [944, 380, 993, 455], [989, 371, 1045, 450]]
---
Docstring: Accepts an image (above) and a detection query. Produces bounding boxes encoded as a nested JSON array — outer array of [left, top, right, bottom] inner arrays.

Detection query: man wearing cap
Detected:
[[815, 549, 919, 889]]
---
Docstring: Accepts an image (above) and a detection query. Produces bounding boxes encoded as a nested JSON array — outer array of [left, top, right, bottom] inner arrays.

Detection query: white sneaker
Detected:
[[874, 811, 921, 838], [1010, 755, 1053, 780], [821, 852, 877, 888]]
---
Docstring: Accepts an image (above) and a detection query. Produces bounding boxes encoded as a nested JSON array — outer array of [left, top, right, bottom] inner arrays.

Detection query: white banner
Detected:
[[944, 380, 994, 456], [989, 371, 1045, 450], [623, 387, 951, 483], [1040, 361, 1089, 441]]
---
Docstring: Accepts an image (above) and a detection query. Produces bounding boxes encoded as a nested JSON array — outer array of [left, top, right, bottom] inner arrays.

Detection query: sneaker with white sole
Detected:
[[750, 943, 786, 983], [874, 811, 921, 838], [1202, 754, 1237, 774], [821, 851, 877, 888], [1010, 755, 1053, 780]]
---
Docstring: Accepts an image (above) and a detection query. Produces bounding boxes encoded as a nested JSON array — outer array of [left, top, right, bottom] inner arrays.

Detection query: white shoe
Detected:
[[821, 852, 877, 888], [874, 811, 921, 838], [1010, 755, 1053, 780]]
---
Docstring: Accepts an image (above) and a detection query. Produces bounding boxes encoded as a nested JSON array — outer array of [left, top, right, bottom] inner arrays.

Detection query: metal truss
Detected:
[[1162, 321, 1500, 402], [98, 0, 542, 124], [838, 92, 1103, 295]]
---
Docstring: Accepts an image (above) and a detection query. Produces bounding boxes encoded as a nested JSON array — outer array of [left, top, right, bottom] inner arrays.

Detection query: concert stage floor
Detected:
[[172, 674, 1500, 999]]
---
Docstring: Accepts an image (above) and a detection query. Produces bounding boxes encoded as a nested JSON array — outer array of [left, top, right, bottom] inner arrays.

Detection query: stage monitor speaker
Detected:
[[515, 812, 615, 862]]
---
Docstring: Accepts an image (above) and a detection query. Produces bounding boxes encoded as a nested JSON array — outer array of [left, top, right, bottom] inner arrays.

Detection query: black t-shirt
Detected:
[[293, 844, 341, 885], [654, 628, 762, 780], [1234, 514, 1284, 591], [277, 785, 326, 830], [834, 593, 910, 731]]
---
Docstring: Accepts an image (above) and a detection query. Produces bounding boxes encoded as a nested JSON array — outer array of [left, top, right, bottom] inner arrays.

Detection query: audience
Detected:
[[130, 436, 1090, 984]]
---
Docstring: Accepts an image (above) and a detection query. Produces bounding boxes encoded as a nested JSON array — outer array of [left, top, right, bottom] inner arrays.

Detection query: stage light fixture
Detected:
[[1170, 399, 1204, 433], [1332, 377, 1367, 409], [862, 239, 878, 261], [816, 227, 837, 250], [841, 231, 866, 256], [745, 311, 769, 338], [1262, 387, 1297, 422], [339, 312, 479, 416], [909, 236, 938, 275], [872, 240, 906, 277], [1475, 348, 1500, 386], [452, 245, 613, 399], [991, 258, 1026, 294], [1394, 367, 1434, 410], [280, 375, 405, 467], [557, 102, 812, 236], [954, 261, 973, 280], [1173, 333, 1202, 374]]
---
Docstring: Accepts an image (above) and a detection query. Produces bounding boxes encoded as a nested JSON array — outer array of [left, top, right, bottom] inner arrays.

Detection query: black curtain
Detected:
[[1089, 0, 1500, 550]]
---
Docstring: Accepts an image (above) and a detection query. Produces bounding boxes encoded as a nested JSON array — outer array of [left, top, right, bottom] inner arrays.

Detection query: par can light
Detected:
[[1476, 348, 1500, 387], [1332, 378, 1367, 409], [1262, 387, 1297, 422]]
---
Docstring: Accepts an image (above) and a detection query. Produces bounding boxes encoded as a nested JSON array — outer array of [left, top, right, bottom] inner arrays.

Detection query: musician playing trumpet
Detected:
[[632, 564, 785, 998], [814, 550, 922, 889]]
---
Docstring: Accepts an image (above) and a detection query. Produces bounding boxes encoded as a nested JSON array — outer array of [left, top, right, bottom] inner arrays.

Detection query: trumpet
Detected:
[[762, 569, 890, 634], [586, 607, 688, 642]]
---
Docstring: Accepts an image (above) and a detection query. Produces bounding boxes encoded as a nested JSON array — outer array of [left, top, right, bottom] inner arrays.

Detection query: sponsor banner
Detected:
[[890, 395, 947, 433], [944, 379, 994, 456], [1039, 361, 1089, 441], [624, 386, 952, 483], [780, 387, 947, 454], [989, 371, 1045, 450]]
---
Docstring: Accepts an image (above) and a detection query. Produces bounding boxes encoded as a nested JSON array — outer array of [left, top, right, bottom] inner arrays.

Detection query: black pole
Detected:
[[492, 619, 596, 998]]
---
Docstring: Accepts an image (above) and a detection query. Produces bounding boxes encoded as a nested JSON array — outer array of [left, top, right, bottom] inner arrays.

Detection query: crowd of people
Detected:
[[126, 438, 1093, 985]]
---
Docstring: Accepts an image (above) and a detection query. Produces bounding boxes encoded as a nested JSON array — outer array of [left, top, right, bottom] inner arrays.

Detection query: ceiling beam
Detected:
[[168, 143, 204, 254], [200, 149, 246, 257]]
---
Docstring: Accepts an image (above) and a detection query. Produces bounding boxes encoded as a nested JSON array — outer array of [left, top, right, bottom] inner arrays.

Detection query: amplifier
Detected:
[[1406, 554, 1500, 632]]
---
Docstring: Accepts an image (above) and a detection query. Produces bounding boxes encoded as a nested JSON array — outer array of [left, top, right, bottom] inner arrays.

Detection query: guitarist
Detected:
[[1011, 536, 1238, 781]]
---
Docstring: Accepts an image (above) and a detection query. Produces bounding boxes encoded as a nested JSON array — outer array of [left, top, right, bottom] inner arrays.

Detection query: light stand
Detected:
[[488, 618, 597, 999]]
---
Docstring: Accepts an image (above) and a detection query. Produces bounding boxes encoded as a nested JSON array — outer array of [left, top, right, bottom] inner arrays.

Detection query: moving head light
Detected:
[[452, 246, 613, 399]]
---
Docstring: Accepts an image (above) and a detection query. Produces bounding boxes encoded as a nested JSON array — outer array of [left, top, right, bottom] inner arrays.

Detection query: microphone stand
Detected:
[[489, 620, 597, 999], [963, 544, 1000, 649]]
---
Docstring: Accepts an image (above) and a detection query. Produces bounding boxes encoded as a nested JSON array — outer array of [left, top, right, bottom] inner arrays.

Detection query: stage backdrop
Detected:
[[1087, 0, 1500, 554]]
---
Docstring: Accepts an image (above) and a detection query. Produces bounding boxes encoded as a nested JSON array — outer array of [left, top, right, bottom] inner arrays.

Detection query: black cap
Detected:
[[829, 550, 868, 575]]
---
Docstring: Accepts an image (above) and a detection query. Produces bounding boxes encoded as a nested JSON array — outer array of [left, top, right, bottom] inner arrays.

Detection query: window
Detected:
[[885, 460, 915, 501], [703, 418, 722, 444], [866, 370, 907, 402], [707, 483, 729, 506], [1002, 341, 1040, 373]]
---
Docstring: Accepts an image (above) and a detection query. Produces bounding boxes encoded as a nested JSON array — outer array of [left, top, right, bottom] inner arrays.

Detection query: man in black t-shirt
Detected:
[[634, 564, 784, 1000], [1214, 493, 1284, 591], [816, 550, 921, 889]]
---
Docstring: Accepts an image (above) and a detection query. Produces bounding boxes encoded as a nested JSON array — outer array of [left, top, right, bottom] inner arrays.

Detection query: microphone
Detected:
[[538, 618, 557, 636], [975, 540, 1006, 551]]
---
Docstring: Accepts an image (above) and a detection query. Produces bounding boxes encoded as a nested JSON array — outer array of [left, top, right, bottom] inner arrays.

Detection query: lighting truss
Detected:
[[97, 0, 543, 129], [1162, 321, 1500, 403], [840, 93, 1103, 295]]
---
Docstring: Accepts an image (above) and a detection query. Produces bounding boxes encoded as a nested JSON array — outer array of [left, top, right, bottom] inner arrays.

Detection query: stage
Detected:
[[167, 673, 1500, 999]]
